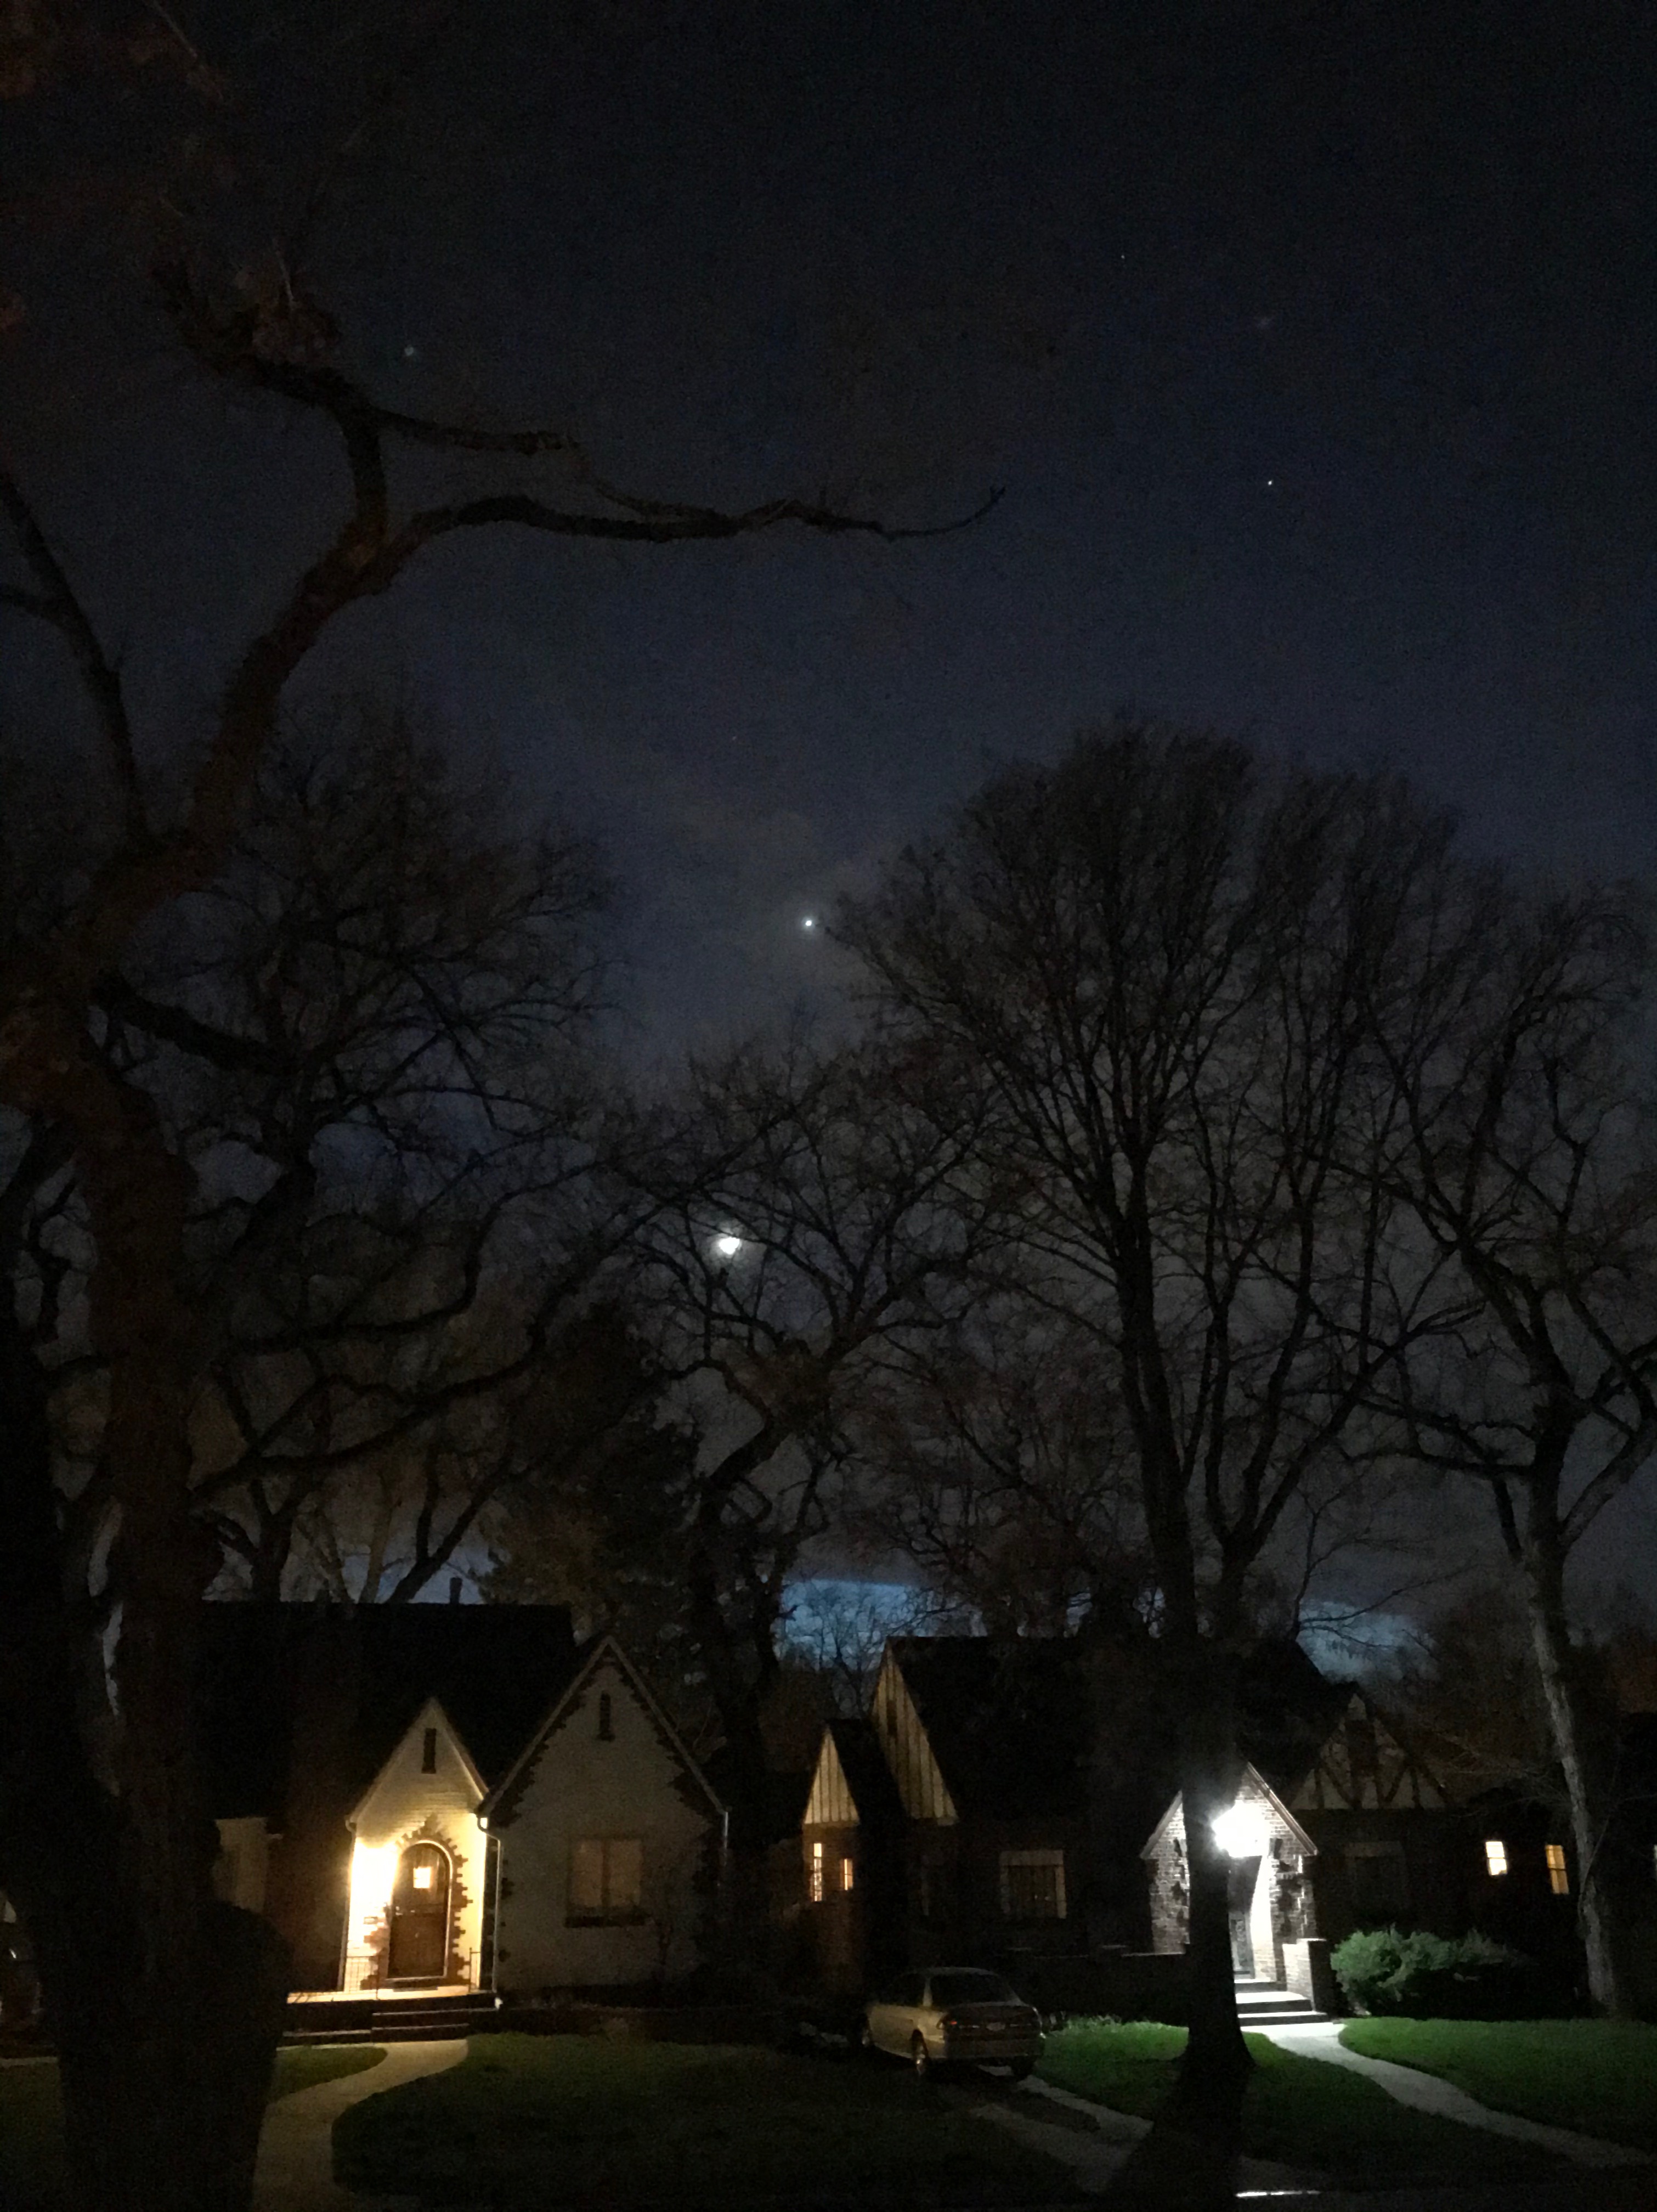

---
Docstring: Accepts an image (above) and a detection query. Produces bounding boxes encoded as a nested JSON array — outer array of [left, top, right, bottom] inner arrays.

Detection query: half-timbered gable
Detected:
[[1290, 1690, 1446, 1813]]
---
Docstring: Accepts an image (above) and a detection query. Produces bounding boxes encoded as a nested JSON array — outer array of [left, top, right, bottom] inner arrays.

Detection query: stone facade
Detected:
[[1140, 1765, 1319, 1982]]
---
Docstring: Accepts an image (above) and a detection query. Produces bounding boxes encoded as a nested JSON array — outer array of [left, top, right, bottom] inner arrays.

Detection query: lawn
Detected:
[[1037, 2020, 1557, 2188], [0, 2044, 384, 2212], [333, 2033, 1082, 2208], [1339, 2018, 1657, 2153]]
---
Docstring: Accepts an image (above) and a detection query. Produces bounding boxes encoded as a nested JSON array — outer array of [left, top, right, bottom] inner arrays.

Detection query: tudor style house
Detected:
[[197, 1601, 724, 1998], [1140, 1686, 1460, 2009], [797, 1634, 1472, 2005]]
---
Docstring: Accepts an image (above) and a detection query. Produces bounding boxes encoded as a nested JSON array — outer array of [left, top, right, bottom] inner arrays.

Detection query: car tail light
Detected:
[[941, 2015, 961, 2031]]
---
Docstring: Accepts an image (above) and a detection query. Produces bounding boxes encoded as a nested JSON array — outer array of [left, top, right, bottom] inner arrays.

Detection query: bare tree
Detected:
[[0, 170, 980, 2202], [854, 1300, 1150, 1637], [1365, 866, 1657, 2014], [842, 723, 1456, 2198]]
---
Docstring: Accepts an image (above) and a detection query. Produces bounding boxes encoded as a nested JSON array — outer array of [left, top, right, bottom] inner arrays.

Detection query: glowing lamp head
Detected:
[[1212, 1802, 1269, 1859], [711, 1233, 744, 1261]]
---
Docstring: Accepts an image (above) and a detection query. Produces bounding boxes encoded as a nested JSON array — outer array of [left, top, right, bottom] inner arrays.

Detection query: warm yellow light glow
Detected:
[[841, 1856, 855, 1893], [348, 1840, 399, 1943], [1546, 1843, 1569, 1895], [412, 1865, 434, 1891], [809, 1839, 824, 1904], [1484, 1838, 1508, 1877], [1212, 1803, 1268, 1858]]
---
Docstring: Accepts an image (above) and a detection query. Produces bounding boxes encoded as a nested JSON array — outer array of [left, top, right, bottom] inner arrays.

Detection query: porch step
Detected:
[[283, 1992, 500, 2046], [1232, 1978, 1327, 2027]]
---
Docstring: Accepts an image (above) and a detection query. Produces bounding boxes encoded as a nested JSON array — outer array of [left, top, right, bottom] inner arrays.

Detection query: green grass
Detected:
[[0, 2044, 386, 2211], [333, 2033, 1082, 2208], [1339, 2018, 1657, 2152], [1038, 2020, 1559, 2188]]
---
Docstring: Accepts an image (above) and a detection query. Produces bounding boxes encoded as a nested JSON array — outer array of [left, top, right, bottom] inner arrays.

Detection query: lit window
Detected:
[[807, 1840, 825, 1904], [999, 1849, 1066, 1921], [1484, 1839, 1508, 1877], [1546, 1843, 1569, 1896], [569, 1837, 643, 1917], [411, 1865, 434, 1891], [841, 1855, 855, 1894], [421, 1727, 438, 1774]]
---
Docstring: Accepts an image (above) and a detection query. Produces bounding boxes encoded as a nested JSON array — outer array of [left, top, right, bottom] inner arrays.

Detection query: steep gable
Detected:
[[804, 1718, 906, 1831], [1289, 1690, 1446, 1813], [480, 1636, 722, 1830], [871, 1644, 959, 1821], [347, 1696, 487, 1833]]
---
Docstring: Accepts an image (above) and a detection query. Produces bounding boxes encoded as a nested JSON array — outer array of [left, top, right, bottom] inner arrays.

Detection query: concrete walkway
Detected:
[[1252, 2022, 1650, 2170], [253, 2038, 467, 2211], [972, 2074, 1319, 2197]]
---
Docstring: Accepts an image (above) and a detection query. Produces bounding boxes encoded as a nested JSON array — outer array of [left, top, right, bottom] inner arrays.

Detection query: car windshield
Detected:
[[929, 1971, 1016, 2005]]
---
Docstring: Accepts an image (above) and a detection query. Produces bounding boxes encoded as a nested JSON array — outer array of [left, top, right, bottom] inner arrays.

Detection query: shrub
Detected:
[[1332, 1928, 1537, 2018]]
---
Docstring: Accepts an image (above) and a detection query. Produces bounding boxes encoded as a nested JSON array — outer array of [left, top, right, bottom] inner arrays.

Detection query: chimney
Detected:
[[449, 1576, 463, 1606]]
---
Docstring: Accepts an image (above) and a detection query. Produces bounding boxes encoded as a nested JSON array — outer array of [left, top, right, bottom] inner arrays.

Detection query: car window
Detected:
[[927, 1970, 1016, 2006], [874, 1974, 923, 2006]]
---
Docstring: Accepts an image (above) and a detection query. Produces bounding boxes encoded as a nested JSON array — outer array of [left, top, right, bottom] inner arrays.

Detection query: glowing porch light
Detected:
[[347, 1840, 399, 1940], [1212, 1803, 1269, 1859]]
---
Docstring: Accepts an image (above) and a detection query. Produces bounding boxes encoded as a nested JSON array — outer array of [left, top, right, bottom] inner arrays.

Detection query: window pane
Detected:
[[929, 1971, 1015, 2005], [1484, 1839, 1508, 1877], [1546, 1843, 1570, 1896], [840, 1855, 855, 1893], [1000, 1850, 1066, 1920], [606, 1837, 643, 1910], [570, 1837, 606, 1912]]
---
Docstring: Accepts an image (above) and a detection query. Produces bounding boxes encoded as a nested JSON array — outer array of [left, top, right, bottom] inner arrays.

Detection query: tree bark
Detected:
[[0, 1044, 295, 2209], [1514, 1503, 1633, 2017], [1104, 1645, 1249, 2211]]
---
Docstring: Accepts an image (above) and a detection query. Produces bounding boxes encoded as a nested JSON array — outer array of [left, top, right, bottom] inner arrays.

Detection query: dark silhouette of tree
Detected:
[[0, 40, 989, 2179], [841, 723, 1456, 2203], [1365, 866, 1657, 2015]]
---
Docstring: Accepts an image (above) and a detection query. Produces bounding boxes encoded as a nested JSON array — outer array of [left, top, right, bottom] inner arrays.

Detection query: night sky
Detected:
[[5, 0, 1656, 1609], [7, 1, 1656, 1054]]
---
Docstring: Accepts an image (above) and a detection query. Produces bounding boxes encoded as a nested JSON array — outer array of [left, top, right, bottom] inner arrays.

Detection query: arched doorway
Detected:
[[388, 1841, 451, 1982]]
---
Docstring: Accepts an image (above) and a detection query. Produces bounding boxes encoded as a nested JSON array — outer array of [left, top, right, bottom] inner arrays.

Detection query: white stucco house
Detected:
[[195, 1602, 726, 1999]]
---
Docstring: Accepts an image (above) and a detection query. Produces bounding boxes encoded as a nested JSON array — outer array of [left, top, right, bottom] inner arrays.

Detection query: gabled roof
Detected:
[[884, 1638, 1095, 1821], [1140, 1759, 1319, 1860], [195, 1600, 581, 1824], [345, 1695, 489, 1828], [878, 1633, 1344, 1828], [1289, 1688, 1447, 1814], [805, 1718, 906, 1831], [479, 1634, 725, 1827]]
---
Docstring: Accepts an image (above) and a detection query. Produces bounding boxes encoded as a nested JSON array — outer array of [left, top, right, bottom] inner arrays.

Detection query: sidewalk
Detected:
[[253, 2038, 467, 2211], [1250, 2022, 1650, 2171]]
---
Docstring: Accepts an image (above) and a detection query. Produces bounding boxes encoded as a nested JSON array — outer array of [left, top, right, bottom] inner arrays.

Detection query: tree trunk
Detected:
[[1105, 1647, 1249, 2211], [1515, 1510, 1633, 2017], [0, 1068, 296, 2209]]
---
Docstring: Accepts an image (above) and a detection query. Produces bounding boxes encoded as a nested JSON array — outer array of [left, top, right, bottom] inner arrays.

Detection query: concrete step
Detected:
[[1232, 1978, 1327, 2026], [283, 1992, 499, 2046]]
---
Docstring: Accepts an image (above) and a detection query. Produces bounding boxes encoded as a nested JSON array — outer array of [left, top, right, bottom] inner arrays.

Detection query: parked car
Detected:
[[862, 1967, 1044, 2080]]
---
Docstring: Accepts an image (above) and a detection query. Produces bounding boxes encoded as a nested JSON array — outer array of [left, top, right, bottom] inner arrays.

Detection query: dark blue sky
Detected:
[[6, 0, 1655, 1049]]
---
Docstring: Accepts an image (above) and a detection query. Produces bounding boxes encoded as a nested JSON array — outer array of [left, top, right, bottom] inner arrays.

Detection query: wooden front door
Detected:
[[388, 1843, 450, 1981]]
